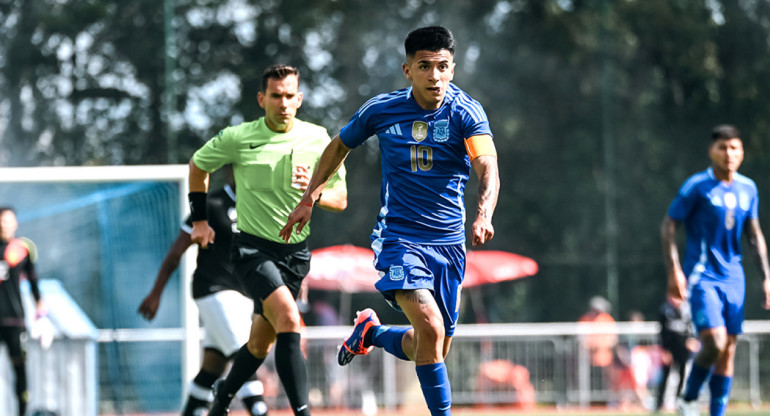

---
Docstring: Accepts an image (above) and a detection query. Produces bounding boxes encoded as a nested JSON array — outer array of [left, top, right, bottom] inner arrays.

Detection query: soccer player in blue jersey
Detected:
[[280, 26, 500, 416], [661, 125, 770, 416]]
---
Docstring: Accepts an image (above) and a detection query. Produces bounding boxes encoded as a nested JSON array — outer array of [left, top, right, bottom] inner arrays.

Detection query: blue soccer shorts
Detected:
[[372, 238, 465, 337], [689, 278, 745, 335]]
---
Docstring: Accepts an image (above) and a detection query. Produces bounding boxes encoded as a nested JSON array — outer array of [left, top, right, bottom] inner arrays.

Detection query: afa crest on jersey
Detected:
[[412, 121, 428, 142], [433, 120, 449, 143]]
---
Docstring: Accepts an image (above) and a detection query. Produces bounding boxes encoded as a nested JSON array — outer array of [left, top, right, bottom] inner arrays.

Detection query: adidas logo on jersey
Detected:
[[385, 124, 403, 136]]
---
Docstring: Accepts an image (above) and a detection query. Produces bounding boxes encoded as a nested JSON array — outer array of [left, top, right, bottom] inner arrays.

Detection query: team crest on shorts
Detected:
[[389, 266, 405, 281], [412, 121, 428, 142], [433, 120, 449, 143]]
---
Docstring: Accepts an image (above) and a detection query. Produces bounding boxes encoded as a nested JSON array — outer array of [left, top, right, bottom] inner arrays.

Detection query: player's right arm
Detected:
[[279, 135, 351, 242], [138, 230, 193, 321], [189, 159, 215, 248], [661, 215, 687, 301]]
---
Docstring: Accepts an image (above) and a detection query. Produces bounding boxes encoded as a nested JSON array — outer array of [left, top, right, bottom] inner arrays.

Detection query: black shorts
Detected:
[[232, 232, 310, 316], [0, 326, 26, 360]]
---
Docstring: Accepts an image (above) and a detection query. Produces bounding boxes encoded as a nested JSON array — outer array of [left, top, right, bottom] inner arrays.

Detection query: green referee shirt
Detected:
[[193, 117, 347, 244]]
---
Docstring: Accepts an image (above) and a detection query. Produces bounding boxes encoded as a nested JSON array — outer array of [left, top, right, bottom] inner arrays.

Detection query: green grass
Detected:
[[293, 404, 770, 416]]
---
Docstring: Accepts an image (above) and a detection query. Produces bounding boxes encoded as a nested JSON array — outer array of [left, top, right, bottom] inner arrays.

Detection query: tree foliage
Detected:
[[2, 0, 770, 322]]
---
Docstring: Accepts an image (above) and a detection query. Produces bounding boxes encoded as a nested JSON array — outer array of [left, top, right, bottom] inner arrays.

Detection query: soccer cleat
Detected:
[[208, 379, 233, 416], [676, 397, 701, 416], [338, 308, 380, 366]]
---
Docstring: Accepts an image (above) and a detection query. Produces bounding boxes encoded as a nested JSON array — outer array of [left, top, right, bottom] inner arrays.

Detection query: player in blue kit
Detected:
[[280, 26, 500, 416], [661, 125, 770, 416]]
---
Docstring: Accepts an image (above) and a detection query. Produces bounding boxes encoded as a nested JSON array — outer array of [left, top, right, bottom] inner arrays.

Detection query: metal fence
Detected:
[[6, 320, 769, 414], [293, 321, 770, 412]]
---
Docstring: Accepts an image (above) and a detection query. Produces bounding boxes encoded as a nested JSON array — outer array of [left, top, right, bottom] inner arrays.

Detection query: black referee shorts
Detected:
[[232, 232, 310, 316]]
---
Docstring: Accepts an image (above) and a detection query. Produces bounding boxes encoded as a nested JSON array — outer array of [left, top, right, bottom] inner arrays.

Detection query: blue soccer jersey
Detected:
[[667, 167, 759, 284], [339, 83, 492, 245]]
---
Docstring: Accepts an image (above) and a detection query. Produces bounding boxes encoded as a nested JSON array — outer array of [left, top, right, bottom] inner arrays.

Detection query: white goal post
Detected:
[[0, 164, 199, 410]]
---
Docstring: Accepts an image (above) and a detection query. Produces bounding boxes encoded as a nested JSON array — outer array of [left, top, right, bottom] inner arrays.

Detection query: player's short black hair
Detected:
[[261, 64, 299, 91], [711, 124, 741, 142], [0, 206, 15, 215], [404, 26, 455, 57]]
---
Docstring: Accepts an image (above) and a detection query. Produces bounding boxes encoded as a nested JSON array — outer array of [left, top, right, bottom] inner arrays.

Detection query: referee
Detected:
[[188, 64, 347, 416]]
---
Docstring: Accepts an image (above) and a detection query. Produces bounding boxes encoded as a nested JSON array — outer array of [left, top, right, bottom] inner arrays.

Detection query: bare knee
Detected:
[[270, 308, 302, 333], [247, 336, 273, 358], [246, 315, 277, 358], [263, 287, 302, 333], [412, 315, 445, 352], [697, 330, 728, 364], [200, 349, 228, 375]]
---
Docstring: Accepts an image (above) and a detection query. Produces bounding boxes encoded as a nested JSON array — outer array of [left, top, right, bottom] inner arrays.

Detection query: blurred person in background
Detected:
[[0, 207, 47, 416], [579, 296, 617, 369], [281, 26, 500, 416], [654, 297, 699, 413], [578, 296, 618, 402], [661, 124, 770, 416], [138, 168, 268, 416], [610, 310, 655, 410], [190, 64, 348, 416]]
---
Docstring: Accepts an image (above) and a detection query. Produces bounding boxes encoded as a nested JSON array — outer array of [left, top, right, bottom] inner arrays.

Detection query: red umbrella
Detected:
[[307, 246, 537, 291], [306, 246, 537, 322], [307, 244, 379, 293], [463, 250, 538, 287], [463, 250, 538, 323]]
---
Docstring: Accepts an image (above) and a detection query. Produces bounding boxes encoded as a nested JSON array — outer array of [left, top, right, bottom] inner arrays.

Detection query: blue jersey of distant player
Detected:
[[339, 83, 492, 245], [667, 167, 759, 284]]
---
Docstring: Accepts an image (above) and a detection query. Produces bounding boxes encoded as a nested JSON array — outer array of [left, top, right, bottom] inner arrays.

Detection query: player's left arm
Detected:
[[20, 238, 46, 317], [280, 136, 351, 241], [467, 134, 500, 246], [290, 165, 348, 213], [745, 217, 770, 310]]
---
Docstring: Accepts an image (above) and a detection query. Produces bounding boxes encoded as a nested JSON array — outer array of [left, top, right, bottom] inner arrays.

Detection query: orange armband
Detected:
[[464, 135, 497, 161]]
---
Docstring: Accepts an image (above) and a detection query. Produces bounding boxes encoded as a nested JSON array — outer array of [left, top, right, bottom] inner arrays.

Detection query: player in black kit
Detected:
[[1, 207, 47, 416], [654, 298, 698, 412], [139, 177, 268, 416]]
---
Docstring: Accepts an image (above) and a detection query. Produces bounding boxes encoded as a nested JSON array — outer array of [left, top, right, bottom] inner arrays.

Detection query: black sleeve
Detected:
[[24, 257, 42, 303]]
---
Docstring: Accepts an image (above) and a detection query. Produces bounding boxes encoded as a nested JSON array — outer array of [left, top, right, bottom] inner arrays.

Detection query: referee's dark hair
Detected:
[[405, 26, 455, 57], [711, 124, 741, 142], [261, 64, 299, 92]]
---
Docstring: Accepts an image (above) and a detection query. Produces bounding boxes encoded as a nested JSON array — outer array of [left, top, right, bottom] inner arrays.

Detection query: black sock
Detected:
[[183, 369, 219, 416], [219, 344, 265, 401], [14, 363, 27, 416], [274, 332, 310, 416], [193, 369, 219, 388]]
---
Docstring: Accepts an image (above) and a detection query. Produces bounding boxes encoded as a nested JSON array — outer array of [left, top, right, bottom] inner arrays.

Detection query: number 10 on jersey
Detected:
[[410, 145, 433, 172]]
